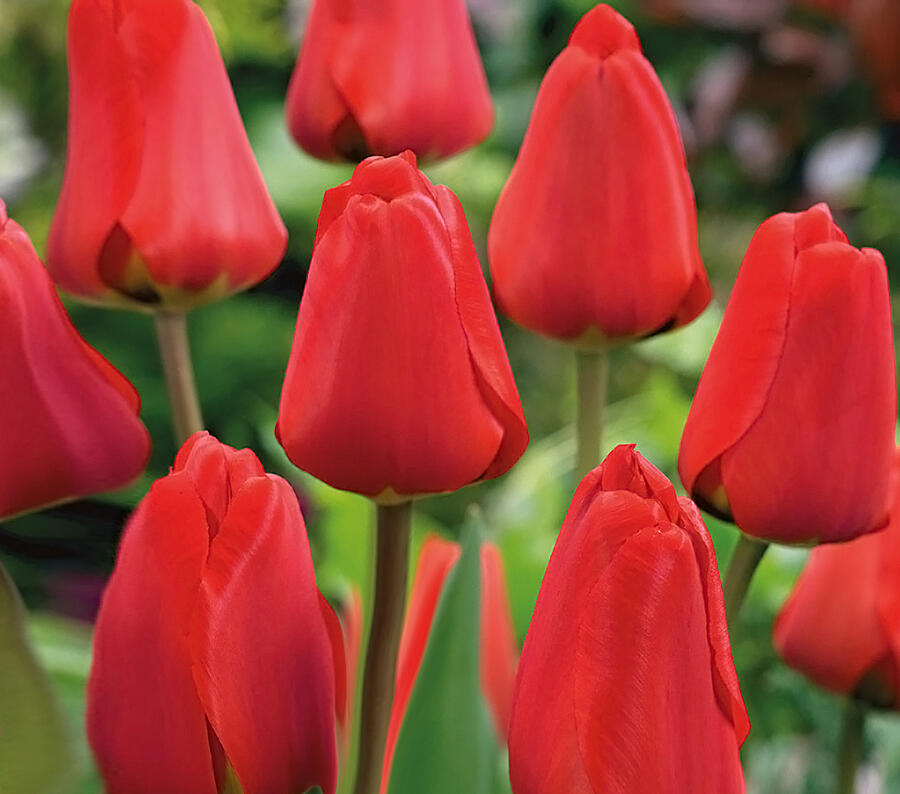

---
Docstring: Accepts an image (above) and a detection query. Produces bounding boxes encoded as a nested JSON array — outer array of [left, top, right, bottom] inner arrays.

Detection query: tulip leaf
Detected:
[[0, 562, 76, 793], [386, 519, 498, 794]]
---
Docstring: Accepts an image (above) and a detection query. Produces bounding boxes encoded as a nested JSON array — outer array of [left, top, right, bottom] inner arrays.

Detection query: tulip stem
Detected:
[[836, 699, 866, 794], [575, 349, 609, 482], [353, 502, 412, 794], [722, 534, 769, 627], [154, 311, 204, 444]]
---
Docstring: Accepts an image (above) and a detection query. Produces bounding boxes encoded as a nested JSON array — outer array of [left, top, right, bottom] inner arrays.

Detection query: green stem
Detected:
[[722, 534, 769, 628], [575, 349, 609, 482], [836, 699, 866, 794], [352, 502, 412, 794], [154, 311, 204, 444]]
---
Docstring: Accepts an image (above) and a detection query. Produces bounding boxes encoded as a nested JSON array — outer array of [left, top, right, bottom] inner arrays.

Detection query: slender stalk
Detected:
[[836, 699, 866, 794], [575, 348, 609, 482], [352, 502, 412, 794], [154, 311, 204, 444], [722, 534, 769, 627]]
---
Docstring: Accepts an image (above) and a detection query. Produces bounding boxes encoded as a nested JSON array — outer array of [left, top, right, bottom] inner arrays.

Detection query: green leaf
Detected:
[[0, 563, 76, 793], [386, 519, 497, 794]]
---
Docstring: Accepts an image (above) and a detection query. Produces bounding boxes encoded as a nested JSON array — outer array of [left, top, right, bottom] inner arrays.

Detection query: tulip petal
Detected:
[[320, 591, 349, 728], [720, 242, 894, 543], [87, 473, 217, 794], [47, 0, 144, 299], [574, 527, 745, 793], [191, 475, 338, 794], [0, 214, 150, 519], [115, 0, 286, 293]]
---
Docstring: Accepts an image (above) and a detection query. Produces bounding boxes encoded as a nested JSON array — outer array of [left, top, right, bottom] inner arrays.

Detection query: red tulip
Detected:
[[47, 0, 287, 310], [87, 432, 337, 794], [277, 151, 528, 500], [381, 535, 518, 792], [509, 445, 749, 794], [0, 200, 150, 519], [285, 0, 493, 162], [773, 449, 900, 706], [488, 5, 710, 345], [679, 203, 895, 545]]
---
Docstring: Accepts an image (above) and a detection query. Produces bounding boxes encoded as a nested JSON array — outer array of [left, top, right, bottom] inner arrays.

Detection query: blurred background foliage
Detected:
[[2, 0, 900, 791]]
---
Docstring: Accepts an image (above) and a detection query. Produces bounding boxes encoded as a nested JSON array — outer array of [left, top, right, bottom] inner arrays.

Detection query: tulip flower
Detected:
[[0, 200, 150, 519], [47, 0, 287, 310], [87, 433, 338, 794], [285, 0, 493, 162], [277, 151, 528, 500], [488, 4, 710, 345], [381, 535, 518, 792], [773, 449, 900, 706], [679, 203, 895, 545], [509, 445, 749, 794]]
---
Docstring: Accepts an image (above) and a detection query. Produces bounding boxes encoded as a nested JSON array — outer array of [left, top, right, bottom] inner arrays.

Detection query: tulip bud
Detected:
[[277, 151, 528, 501], [0, 200, 150, 519], [488, 4, 710, 345], [87, 433, 338, 794], [381, 536, 518, 791], [47, 0, 287, 310], [509, 445, 749, 793], [773, 448, 900, 708], [285, 0, 493, 162], [679, 203, 896, 545]]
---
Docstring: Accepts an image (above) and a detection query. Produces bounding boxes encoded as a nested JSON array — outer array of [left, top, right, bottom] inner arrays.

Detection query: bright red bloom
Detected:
[[679, 203, 895, 545], [381, 535, 518, 792], [87, 433, 337, 794], [277, 151, 528, 500], [509, 445, 748, 794], [0, 200, 149, 519], [488, 5, 710, 345], [773, 449, 900, 706], [47, 0, 287, 310], [285, 0, 493, 162]]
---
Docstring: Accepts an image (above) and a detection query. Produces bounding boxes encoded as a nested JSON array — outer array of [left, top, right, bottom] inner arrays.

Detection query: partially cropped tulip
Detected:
[[285, 0, 493, 162], [87, 433, 337, 794], [381, 535, 518, 792], [47, 0, 287, 310], [773, 449, 900, 706], [488, 5, 710, 345], [679, 203, 895, 545], [509, 445, 749, 793], [277, 151, 528, 500], [0, 200, 150, 519]]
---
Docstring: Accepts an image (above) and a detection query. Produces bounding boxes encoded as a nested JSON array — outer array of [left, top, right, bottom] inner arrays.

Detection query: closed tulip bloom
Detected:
[[285, 0, 493, 162], [277, 151, 528, 500], [47, 0, 287, 310], [679, 204, 895, 545], [0, 200, 150, 519], [488, 5, 710, 345], [773, 449, 900, 706], [509, 445, 749, 794], [87, 433, 337, 794], [381, 535, 518, 792]]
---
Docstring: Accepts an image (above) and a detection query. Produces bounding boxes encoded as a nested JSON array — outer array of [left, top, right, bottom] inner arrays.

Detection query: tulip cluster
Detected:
[[3, 0, 898, 793]]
